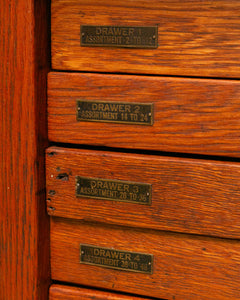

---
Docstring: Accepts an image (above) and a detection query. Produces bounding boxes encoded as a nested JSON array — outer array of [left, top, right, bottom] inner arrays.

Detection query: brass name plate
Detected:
[[77, 100, 153, 125], [76, 176, 151, 205], [80, 244, 153, 274], [81, 25, 158, 48]]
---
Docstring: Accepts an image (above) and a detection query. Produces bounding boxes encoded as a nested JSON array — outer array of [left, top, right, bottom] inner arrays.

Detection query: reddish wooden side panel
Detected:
[[46, 147, 240, 239], [49, 284, 153, 300], [0, 0, 50, 299], [51, 218, 240, 300], [51, 0, 240, 78], [48, 72, 240, 157]]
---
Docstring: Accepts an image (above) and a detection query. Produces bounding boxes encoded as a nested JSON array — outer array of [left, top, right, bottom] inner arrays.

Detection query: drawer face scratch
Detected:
[[80, 244, 153, 274]]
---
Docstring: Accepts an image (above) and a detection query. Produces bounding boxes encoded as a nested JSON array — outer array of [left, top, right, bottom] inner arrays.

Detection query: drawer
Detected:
[[46, 147, 240, 239], [51, 218, 240, 300], [48, 73, 240, 157], [49, 284, 152, 300], [51, 0, 240, 78]]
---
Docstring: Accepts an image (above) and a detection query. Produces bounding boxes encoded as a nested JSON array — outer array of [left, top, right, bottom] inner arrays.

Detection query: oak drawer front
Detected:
[[49, 284, 152, 300], [51, 0, 240, 78], [46, 147, 240, 239], [51, 218, 240, 300], [48, 73, 240, 157]]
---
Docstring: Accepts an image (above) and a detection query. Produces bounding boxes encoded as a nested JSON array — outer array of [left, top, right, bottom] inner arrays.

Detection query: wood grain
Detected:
[[51, 218, 240, 300], [48, 72, 240, 157], [49, 284, 153, 300], [0, 0, 50, 299], [46, 146, 240, 239], [51, 0, 240, 78]]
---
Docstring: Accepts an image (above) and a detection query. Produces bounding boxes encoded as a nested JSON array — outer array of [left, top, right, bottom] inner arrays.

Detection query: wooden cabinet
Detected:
[[47, 1, 240, 299], [2, 0, 240, 299]]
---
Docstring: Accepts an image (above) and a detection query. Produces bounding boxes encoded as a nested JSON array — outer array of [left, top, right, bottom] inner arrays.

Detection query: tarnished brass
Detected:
[[76, 176, 152, 205], [77, 100, 153, 125], [81, 25, 158, 48], [80, 244, 153, 274]]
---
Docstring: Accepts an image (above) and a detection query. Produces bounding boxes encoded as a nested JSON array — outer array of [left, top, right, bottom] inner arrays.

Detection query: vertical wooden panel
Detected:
[[0, 0, 50, 299]]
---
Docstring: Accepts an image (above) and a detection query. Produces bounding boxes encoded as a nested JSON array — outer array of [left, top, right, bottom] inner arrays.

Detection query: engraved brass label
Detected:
[[77, 100, 153, 125], [81, 25, 158, 48], [76, 176, 151, 205], [80, 244, 153, 274]]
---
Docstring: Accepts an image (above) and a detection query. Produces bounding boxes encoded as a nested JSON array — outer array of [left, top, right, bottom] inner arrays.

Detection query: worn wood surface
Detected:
[[0, 0, 50, 299], [51, 218, 240, 300], [51, 0, 240, 78], [46, 147, 240, 239], [48, 72, 240, 157], [49, 284, 153, 300]]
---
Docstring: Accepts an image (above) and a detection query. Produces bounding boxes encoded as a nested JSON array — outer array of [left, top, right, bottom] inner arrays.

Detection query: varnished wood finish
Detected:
[[51, 0, 240, 78], [48, 72, 240, 157], [0, 0, 50, 299], [49, 284, 152, 300], [51, 218, 240, 300], [46, 147, 240, 239]]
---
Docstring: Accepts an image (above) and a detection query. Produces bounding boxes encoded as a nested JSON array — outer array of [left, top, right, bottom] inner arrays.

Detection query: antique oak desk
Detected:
[[1, 1, 240, 299]]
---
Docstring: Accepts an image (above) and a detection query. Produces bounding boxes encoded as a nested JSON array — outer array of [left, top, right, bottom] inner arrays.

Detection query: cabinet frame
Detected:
[[0, 0, 50, 299]]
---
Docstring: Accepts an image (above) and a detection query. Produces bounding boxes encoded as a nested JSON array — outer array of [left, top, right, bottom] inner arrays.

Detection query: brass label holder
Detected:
[[80, 244, 153, 274], [81, 25, 158, 48], [77, 100, 154, 125], [76, 176, 152, 205]]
